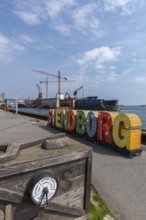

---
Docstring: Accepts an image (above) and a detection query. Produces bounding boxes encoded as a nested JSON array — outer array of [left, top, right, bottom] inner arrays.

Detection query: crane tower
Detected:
[[36, 84, 43, 100], [31, 69, 67, 99], [39, 78, 48, 99]]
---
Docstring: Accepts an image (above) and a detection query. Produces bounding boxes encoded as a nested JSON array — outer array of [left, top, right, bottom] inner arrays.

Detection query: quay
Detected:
[[7, 107, 146, 137], [0, 109, 146, 220]]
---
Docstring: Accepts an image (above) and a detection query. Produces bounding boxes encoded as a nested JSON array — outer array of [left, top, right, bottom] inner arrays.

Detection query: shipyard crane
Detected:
[[73, 86, 84, 98], [31, 69, 67, 98], [36, 84, 43, 100], [39, 78, 48, 99]]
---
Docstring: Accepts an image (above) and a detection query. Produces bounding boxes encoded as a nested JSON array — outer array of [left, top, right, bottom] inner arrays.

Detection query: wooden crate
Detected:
[[0, 134, 92, 220]]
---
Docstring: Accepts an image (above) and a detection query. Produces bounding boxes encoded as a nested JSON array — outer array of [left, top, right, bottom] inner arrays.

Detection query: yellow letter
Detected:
[[55, 109, 62, 128], [112, 113, 142, 150]]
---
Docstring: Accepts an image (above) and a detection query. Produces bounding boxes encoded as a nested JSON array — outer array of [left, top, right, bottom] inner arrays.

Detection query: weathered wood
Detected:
[[84, 156, 92, 213], [0, 159, 85, 192], [0, 158, 86, 210], [0, 136, 91, 179], [0, 209, 4, 220], [5, 204, 12, 220], [0, 188, 31, 204], [0, 152, 91, 179], [13, 202, 81, 220], [0, 134, 66, 163], [0, 136, 92, 220], [0, 188, 84, 217], [45, 202, 85, 217], [53, 187, 84, 207]]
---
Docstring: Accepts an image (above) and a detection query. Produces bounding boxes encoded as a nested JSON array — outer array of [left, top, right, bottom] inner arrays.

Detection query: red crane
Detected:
[[31, 69, 67, 98]]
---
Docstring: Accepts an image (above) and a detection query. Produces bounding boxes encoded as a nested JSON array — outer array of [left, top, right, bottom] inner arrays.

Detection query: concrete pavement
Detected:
[[0, 109, 146, 220], [0, 109, 58, 144], [92, 144, 146, 220]]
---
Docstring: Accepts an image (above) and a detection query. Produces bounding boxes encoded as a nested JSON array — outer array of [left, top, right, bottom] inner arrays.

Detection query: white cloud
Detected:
[[103, 0, 143, 15], [50, 20, 72, 36], [18, 34, 36, 44], [72, 4, 94, 29], [0, 34, 10, 45], [0, 33, 25, 61], [44, 0, 76, 18], [121, 67, 136, 77], [72, 3, 103, 37], [14, 0, 77, 24], [133, 77, 146, 82], [108, 72, 118, 81], [12, 43, 25, 51], [132, 58, 146, 63], [14, 11, 40, 25], [77, 46, 121, 69], [13, 0, 103, 37], [0, 35, 11, 60]]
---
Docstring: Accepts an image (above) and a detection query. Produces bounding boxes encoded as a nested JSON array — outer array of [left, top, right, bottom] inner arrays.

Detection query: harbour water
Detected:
[[120, 106, 146, 129], [12, 105, 146, 129]]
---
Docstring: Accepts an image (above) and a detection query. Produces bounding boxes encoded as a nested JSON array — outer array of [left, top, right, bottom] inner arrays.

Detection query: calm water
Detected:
[[15, 106, 146, 129], [120, 106, 146, 129]]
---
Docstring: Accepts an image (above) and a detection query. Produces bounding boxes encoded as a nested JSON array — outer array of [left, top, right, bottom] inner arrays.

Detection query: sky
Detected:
[[0, 0, 146, 105]]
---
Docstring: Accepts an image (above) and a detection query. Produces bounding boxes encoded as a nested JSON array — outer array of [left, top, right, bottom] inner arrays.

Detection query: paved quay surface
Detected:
[[0, 109, 59, 144], [0, 109, 146, 220]]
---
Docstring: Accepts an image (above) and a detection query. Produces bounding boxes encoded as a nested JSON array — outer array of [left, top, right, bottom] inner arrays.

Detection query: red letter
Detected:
[[97, 112, 112, 144]]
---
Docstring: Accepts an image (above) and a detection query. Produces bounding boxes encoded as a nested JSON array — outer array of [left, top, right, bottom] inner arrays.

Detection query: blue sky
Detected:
[[0, 0, 146, 105]]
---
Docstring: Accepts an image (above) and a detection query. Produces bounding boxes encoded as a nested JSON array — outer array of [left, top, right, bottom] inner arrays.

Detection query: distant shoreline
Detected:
[[120, 105, 146, 107]]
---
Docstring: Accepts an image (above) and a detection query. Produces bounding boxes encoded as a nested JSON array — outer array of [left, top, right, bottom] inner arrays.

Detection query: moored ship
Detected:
[[34, 95, 119, 111], [75, 96, 119, 111]]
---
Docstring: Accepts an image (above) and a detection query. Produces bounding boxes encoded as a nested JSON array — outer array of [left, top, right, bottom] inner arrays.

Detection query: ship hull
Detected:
[[31, 97, 119, 111], [75, 99, 106, 110]]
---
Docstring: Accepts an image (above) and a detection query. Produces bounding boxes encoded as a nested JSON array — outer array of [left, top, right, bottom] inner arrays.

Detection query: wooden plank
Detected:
[[0, 150, 91, 178], [0, 209, 4, 220], [5, 204, 12, 220], [0, 135, 92, 219], [0, 188, 85, 217], [0, 159, 86, 206], [53, 187, 84, 207], [14, 209, 75, 220], [84, 156, 92, 213], [0, 134, 66, 163], [0, 158, 85, 189], [45, 202, 85, 217], [0, 143, 20, 163], [0, 188, 31, 204]]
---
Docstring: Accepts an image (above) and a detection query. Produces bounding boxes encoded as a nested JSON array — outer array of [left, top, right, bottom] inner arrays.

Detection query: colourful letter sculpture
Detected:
[[97, 112, 113, 144], [48, 109, 142, 155], [112, 113, 142, 150], [67, 110, 76, 132], [86, 112, 97, 138], [76, 111, 85, 135]]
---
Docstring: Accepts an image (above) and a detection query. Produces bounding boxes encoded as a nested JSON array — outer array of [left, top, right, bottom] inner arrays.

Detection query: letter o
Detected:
[[86, 112, 97, 138]]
